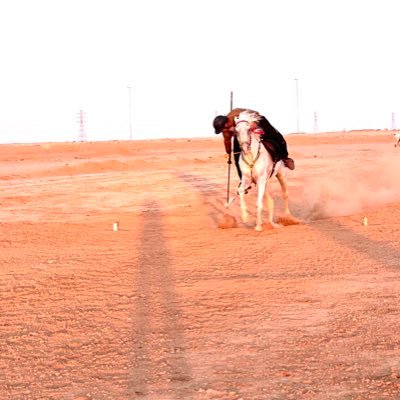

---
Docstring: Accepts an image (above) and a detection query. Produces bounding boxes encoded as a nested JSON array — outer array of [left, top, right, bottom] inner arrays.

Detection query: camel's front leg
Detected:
[[238, 180, 250, 223], [261, 178, 281, 230], [265, 190, 280, 228], [255, 178, 267, 231]]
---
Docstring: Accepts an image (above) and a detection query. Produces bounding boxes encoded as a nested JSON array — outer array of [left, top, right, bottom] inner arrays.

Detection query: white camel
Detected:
[[235, 110, 292, 231]]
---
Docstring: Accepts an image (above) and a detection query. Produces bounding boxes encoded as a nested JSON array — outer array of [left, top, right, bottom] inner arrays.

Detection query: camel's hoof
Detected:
[[255, 225, 263, 232]]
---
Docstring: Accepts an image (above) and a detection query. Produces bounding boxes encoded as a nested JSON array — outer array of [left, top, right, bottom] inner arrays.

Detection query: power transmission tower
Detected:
[[313, 112, 319, 133], [77, 110, 87, 142]]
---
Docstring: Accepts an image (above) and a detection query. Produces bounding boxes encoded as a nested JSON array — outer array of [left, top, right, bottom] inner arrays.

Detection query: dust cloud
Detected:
[[299, 153, 400, 220]]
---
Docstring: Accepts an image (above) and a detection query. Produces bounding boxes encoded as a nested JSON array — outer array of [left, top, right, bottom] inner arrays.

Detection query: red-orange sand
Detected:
[[1, 130, 400, 399]]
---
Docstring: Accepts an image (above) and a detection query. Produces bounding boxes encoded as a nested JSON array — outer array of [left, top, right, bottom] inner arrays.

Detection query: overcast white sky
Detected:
[[1, 0, 399, 143]]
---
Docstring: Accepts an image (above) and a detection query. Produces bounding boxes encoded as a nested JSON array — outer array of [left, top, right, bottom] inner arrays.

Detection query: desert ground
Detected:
[[1, 130, 400, 400]]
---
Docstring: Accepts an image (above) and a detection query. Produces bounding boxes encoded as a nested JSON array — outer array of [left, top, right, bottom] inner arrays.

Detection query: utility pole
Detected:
[[230, 90, 233, 111], [313, 111, 319, 133], [77, 110, 87, 142], [127, 86, 133, 140], [295, 78, 299, 133], [391, 112, 396, 130]]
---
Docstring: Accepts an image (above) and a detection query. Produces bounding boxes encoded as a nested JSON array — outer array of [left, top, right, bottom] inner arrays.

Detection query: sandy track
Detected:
[[1, 132, 400, 399]]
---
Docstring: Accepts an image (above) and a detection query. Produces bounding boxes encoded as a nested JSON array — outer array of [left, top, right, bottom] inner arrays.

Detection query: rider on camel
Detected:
[[213, 108, 295, 181]]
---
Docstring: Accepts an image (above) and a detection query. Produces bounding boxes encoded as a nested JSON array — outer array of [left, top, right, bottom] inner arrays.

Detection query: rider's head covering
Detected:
[[213, 115, 228, 134]]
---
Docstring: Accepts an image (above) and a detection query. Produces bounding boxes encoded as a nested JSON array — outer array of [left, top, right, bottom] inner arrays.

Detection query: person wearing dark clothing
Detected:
[[258, 116, 291, 164], [213, 108, 247, 179]]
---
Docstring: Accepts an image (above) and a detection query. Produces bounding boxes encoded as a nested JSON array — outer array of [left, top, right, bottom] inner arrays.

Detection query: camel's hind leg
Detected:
[[264, 189, 281, 229], [276, 171, 291, 216]]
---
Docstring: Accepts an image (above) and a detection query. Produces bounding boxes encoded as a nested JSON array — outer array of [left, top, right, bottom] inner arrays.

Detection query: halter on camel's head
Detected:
[[234, 110, 262, 154]]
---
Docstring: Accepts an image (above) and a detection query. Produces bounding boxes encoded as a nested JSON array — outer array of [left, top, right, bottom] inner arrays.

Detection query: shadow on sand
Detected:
[[129, 199, 192, 398]]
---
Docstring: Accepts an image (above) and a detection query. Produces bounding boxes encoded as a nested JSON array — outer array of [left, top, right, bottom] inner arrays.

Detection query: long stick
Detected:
[[225, 151, 234, 207]]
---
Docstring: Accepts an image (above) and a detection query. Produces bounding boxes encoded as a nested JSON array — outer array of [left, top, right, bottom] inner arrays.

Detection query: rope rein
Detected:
[[235, 119, 265, 171], [235, 121, 271, 181], [241, 140, 261, 169]]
